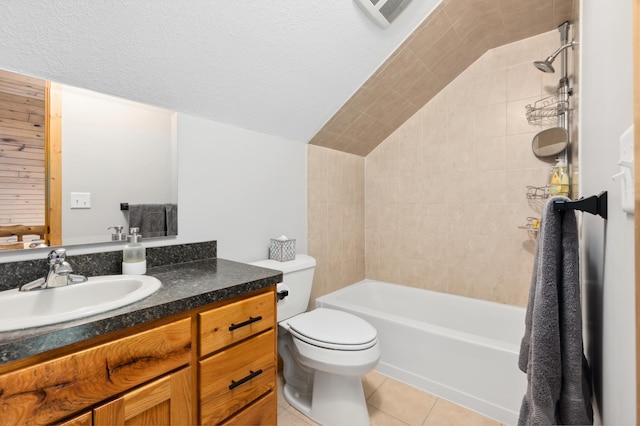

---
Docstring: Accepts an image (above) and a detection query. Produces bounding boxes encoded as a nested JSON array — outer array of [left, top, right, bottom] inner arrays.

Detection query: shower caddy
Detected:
[[519, 21, 607, 233]]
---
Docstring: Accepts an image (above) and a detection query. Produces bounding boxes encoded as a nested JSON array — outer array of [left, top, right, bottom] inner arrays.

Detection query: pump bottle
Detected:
[[548, 159, 569, 197], [122, 227, 146, 275]]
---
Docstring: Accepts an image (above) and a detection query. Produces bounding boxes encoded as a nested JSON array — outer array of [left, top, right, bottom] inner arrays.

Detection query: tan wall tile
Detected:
[[307, 146, 366, 305], [363, 32, 561, 307], [474, 67, 508, 106], [507, 62, 544, 101], [475, 103, 507, 138], [310, 2, 571, 157], [308, 26, 571, 308]]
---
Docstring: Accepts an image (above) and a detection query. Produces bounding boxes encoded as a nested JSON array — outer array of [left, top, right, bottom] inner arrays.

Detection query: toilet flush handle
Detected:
[[277, 289, 289, 301]]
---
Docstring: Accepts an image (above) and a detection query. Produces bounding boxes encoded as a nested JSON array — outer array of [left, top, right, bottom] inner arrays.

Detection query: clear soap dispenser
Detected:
[[122, 227, 146, 275]]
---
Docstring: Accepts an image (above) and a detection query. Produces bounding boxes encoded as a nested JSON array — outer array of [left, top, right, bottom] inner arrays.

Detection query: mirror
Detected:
[[0, 69, 178, 251], [532, 127, 568, 158]]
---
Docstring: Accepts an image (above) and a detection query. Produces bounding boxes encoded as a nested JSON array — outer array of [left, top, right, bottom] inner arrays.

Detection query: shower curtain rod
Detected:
[[554, 192, 608, 219]]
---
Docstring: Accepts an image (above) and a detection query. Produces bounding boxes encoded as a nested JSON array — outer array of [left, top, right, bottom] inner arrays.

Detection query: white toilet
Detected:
[[251, 254, 380, 426]]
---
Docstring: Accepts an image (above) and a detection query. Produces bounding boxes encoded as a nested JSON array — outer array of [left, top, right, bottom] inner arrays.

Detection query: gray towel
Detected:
[[518, 196, 593, 425], [128, 204, 178, 238], [165, 203, 178, 236]]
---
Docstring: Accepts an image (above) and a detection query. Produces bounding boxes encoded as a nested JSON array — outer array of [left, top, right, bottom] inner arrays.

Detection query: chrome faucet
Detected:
[[19, 248, 88, 291]]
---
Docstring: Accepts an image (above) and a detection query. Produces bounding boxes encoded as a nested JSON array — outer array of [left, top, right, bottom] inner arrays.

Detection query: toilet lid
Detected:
[[287, 308, 378, 351]]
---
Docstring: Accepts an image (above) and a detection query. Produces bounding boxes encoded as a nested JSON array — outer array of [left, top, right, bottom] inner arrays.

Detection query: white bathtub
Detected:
[[315, 279, 527, 425]]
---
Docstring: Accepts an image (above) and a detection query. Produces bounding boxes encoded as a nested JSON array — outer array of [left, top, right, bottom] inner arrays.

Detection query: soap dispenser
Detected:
[[548, 159, 570, 197], [122, 227, 146, 275], [108, 226, 126, 241]]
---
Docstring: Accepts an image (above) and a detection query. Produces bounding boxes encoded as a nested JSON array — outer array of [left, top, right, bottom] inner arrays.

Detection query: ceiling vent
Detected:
[[354, 0, 413, 28]]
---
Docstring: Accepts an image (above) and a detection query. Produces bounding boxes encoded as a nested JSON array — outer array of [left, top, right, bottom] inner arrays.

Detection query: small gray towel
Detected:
[[128, 204, 178, 238], [165, 203, 178, 236], [518, 196, 593, 425]]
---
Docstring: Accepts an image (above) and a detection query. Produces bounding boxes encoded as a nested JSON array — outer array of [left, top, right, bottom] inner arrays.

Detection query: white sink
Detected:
[[0, 275, 161, 332]]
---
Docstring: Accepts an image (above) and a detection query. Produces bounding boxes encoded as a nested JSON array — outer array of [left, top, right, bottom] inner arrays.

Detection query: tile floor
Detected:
[[277, 370, 503, 426]]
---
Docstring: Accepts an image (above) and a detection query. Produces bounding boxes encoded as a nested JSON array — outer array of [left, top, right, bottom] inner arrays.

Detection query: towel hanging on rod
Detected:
[[553, 191, 608, 219]]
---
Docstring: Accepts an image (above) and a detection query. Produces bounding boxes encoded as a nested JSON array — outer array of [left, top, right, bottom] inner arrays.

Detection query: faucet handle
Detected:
[[48, 248, 67, 264]]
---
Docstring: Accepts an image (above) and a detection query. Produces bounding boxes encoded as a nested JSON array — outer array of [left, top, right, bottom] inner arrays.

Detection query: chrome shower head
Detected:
[[533, 40, 578, 74], [534, 58, 556, 73]]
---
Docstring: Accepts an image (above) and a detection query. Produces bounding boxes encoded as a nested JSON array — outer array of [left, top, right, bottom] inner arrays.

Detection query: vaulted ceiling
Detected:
[[0, 1, 573, 157], [309, 0, 574, 156]]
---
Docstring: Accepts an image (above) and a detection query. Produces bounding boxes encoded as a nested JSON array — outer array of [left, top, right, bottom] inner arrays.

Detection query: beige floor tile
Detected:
[[277, 370, 501, 426], [277, 408, 315, 426], [423, 398, 501, 426], [367, 378, 437, 426], [363, 370, 388, 399], [277, 371, 290, 410], [368, 404, 412, 426]]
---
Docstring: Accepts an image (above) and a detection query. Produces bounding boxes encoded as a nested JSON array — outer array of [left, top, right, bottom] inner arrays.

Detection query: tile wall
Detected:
[[307, 145, 365, 308], [308, 30, 573, 307], [309, 0, 573, 157], [365, 30, 567, 306]]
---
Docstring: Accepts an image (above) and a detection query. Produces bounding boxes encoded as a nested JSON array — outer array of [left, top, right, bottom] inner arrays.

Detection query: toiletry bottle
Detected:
[[548, 159, 569, 197], [122, 227, 146, 274], [108, 226, 126, 241]]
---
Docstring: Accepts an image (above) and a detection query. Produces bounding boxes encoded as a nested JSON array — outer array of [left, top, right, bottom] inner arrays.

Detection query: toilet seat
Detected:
[[287, 308, 378, 351]]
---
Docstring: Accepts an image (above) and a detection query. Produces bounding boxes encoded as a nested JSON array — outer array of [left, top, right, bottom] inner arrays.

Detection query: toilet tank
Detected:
[[250, 254, 316, 322]]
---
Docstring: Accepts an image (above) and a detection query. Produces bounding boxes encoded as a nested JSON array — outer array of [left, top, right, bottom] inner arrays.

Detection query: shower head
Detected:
[[534, 58, 556, 73], [533, 40, 578, 73]]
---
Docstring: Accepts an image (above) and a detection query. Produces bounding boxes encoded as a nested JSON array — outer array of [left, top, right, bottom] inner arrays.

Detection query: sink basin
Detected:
[[0, 275, 161, 332]]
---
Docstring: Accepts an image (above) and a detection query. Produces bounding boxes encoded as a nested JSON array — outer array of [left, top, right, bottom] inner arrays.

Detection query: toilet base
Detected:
[[284, 371, 370, 426]]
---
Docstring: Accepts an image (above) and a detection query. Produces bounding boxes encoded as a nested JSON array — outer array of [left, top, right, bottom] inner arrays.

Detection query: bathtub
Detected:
[[315, 279, 526, 425]]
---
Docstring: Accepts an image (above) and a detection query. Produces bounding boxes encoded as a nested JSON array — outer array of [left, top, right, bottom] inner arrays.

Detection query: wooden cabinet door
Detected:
[[0, 318, 191, 425], [93, 367, 192, 426], [58, 412, 92, 426]]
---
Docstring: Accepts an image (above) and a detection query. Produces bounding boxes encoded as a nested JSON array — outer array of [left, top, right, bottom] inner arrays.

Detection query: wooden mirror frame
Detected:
[[45, 81, 62, 247]]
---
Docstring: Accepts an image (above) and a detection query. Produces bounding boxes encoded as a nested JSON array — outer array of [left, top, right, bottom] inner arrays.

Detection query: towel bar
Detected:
[[120, 203, 129, 211], [553, 191, 607, 219]]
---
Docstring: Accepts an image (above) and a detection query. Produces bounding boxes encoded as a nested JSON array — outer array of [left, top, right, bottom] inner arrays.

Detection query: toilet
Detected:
[[250, 254, 380, 425]]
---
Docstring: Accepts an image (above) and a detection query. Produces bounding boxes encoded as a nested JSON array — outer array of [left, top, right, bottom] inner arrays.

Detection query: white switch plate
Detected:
[[70, 192, 91, 209], [617, 126, 634, 214]]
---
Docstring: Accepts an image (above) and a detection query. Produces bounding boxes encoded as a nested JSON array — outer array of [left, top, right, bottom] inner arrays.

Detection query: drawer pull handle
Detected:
[[229, 369, 263, 390], [229, 315, 262, 331]]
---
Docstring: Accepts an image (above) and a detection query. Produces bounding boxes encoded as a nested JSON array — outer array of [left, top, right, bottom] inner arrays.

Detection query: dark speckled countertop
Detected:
[[0, 257, 282, 366]]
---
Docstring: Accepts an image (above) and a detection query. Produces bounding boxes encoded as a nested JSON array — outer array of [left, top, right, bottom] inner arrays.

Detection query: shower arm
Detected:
[[546, 41, 578, 65]]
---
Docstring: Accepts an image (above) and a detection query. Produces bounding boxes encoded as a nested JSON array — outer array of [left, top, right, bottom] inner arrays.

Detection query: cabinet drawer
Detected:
[[199, 329, 275, 425], [0, 318, 191, 425], [199, 291, 274, 356], [220, 390, 276, 426]]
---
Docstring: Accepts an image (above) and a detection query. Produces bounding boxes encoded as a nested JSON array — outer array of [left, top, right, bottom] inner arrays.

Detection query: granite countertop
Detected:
[[0, 258, 282, 366]]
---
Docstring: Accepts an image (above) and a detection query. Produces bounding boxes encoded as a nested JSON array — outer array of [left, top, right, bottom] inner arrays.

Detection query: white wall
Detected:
[[580, 1, 635, 424], [174, 113, 307, 262], [0, 112, 307, 263]]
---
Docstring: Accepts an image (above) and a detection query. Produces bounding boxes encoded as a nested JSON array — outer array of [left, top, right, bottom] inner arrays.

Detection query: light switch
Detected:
[[612, 125, 634, 214], [70, 192, 91, 209]]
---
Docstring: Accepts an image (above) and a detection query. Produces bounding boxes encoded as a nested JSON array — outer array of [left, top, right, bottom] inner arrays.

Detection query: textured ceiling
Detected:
[[0, 0, 443, 144], [309, 0, 575, 156]]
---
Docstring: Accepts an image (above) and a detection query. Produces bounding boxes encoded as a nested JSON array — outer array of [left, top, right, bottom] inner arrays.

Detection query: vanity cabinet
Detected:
[[57, 367, 192, 426], [0, 318, 192, 425], [58, 412, 93, 426], [198, 291, 277, 425], [0, 287, 277, 426], [93, 366, 192, 425]]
